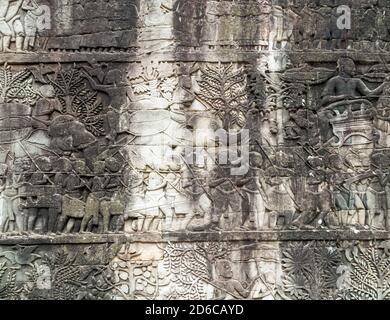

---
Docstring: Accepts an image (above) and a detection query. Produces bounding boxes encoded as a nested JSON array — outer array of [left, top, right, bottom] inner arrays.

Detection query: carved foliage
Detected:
[[197, 63, 248, 128], [281, 242, 341, 300], [0, 64, 40, 105], [162, 242, 231, 300], [49, 68, 105, 136], [339, 244, 390, 300]]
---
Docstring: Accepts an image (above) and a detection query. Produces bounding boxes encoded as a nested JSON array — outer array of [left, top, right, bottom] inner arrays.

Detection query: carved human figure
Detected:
[[291, 158, 331, 229], [284, 106, 315, 142], [144, 0, 173, 27], [31, 85, 62, 129], [22, 0, 45, 51], [209, 165, 243, 231], [236, 152, 266, 230], [181, 171, 213, 232], [268, 6, 298, 50], [374, 83, 390, 147], [79, 193, 100, 233], [81, 66, 131, 110], [160, 172, 180, 231], [59, 162, 85, 199], [331, 173, 355, 227], [80, 161, 108, 232], [212, 259, 250, 300], [57, 161, 101, 234], [257, 1, 272, 45], [123, 169, 147, 232], [321, 57, 386, 107], [0, 178, 14, 232], [350, 179, 370, 227], [260, 169, 296, 229], [20, 156, 59, 233], [0, 0, 24, 52], [144, 171, 166, 231], [98, 157, 125, 232], [201, 2, 218, 44], [366, 173, 388, 229]]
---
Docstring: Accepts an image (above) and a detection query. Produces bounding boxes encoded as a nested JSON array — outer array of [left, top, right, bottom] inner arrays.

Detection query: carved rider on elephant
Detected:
[[320, 57, 388, 144], [321, 57, 387, 108]]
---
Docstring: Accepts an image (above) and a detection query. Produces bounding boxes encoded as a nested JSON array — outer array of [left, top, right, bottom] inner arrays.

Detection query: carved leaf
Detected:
[[49, 67, 106, 136], [197, 63, 248, 128]]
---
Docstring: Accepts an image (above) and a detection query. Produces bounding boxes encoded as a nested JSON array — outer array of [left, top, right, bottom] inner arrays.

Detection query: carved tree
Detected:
[[49, 68, 105, 136], [339, 245, 390, 300], [280, 242, 341, 300], [162, 242, 231, 300], [0, 64, 40, 105], [197, 63, 249, 129]]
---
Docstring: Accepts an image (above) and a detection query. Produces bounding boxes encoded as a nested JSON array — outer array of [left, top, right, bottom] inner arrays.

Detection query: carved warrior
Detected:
[[0, 0, 48, 52], [0, 63, 127, 235], [3, 57, 390, 234]]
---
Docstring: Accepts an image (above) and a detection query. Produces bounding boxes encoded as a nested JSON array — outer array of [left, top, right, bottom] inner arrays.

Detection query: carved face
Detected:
[[250, 152, 264, 169], [338, 58, 356, 76], [216, 260, 233, 279], [39, 85, 56, 98]]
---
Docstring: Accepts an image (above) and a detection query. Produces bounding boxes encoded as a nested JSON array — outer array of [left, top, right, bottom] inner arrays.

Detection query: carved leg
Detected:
[[137, 215, 145, 232], [23, 37, 34, 51], [48, 209, 59, 233], [80, 214, 92, 233], [253, 193, 265, 230], [56, 215, 68, 233], [336, 210, 346, 227], [360, 209, 367, 227], [144, 217, 154, 231], [15, 37, 24, 52], [152, 216, 161, 232], [65, 218, 75, 233], [2, 36, 12, 52], [39, 209, 49, 234], [15, 211, 24, 233], [181, 212, 195, 231], [27, 208, 39, 232], [102, 211, 110, 233], [112, 215, 123, 232], [0, 217, 7, 233], [23, 208, 29, 231], [98, 201, 111, 233]]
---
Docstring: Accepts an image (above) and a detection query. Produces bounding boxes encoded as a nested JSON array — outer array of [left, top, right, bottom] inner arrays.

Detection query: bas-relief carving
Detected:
[[120, 57, 390, 233], [0, 63, 128, 235], [1, 0, 390, 301], [4, 1, 390, 54], [1, 241, 389, 300], [6, 1, 390, 54], [0, 0, 50, 52]]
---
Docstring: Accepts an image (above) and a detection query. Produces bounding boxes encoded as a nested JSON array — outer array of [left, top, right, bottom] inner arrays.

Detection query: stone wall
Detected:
[[0, 0, 390, 300]]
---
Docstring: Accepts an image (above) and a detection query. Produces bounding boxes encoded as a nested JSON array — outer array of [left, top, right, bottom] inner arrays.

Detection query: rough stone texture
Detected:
[[0, 0, 390, 300]]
